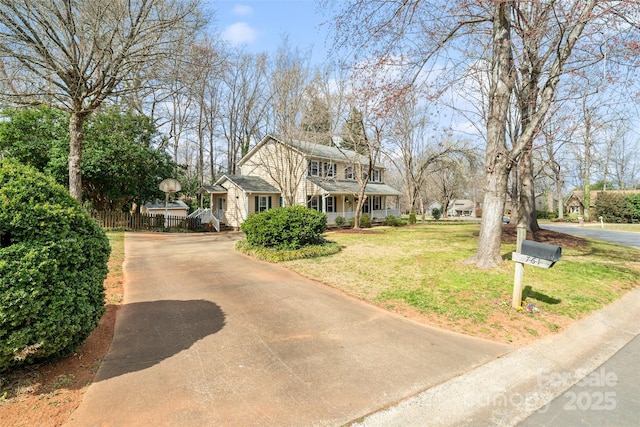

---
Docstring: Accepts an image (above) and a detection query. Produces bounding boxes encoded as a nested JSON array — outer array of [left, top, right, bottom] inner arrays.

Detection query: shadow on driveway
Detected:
[[95, 299, 225, 381]]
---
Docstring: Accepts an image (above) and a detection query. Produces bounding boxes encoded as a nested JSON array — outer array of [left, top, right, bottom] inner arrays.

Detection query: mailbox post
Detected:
[[512, 224, 562, 308]]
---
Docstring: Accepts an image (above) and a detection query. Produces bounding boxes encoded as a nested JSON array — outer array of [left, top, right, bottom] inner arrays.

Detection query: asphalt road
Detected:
[[518, 223, 640, 426], [542, 224, 640, 249]]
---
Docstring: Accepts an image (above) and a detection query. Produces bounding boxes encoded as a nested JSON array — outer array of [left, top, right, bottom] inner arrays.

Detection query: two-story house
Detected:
[[196, 134, 402, 230]]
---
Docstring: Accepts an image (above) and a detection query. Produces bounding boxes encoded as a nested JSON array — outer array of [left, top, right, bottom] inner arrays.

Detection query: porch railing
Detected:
[[188, 208, 220, 232], [325, 209, 401, 225]]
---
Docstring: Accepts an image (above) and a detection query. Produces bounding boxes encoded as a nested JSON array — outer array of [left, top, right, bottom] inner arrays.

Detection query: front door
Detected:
[[217, 198, 225, 221]]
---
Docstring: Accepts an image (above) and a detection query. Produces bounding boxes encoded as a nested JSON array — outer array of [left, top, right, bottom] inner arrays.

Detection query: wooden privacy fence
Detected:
[[91, 211, 203, 231]]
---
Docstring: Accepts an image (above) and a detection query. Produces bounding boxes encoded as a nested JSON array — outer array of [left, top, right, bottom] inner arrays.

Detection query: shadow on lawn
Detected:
[[94, 299, 225, 381], [523, 286, 562, 305]]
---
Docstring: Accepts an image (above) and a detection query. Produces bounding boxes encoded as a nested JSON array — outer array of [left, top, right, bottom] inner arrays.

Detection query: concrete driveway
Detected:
[[67, 232, 510, 426]]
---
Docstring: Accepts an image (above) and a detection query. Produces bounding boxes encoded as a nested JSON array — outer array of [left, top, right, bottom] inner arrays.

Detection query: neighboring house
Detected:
[[565, 189, 640, 217], [197, 135, 402, 230], [447, 199, 475, 217], [427, 201, 442, 214], [141, 200, 189, 217], [565, 192, 584, 216]]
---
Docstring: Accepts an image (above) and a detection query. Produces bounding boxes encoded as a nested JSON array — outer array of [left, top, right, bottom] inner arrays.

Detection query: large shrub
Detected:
[[0, 159, 110, 371], [626, 194, 640, 223], [595, 192, 630, 223], [241, 205, 327, 250]]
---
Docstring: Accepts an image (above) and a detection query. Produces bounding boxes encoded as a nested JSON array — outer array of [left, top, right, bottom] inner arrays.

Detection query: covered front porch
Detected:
[[193, 185, 228, 231], [306, 177, 402, 226]]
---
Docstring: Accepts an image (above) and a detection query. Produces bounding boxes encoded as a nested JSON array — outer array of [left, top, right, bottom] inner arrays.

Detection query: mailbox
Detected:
[[521, 241, 562, 262], [512, 240, 562, 268]]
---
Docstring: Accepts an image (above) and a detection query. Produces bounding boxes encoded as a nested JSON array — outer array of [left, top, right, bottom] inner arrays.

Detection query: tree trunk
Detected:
[[68, 112, 86, 203], [555, 171, 564, 220], [582, 106, 592, 221], [469, 2, 514, 268], [518, 141, 541, 232], [474, 158, 511, 268]]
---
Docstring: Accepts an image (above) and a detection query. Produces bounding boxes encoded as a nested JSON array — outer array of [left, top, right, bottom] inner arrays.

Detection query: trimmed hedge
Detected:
[[0, 159, 110, 371], [241, 205, 327, 249]]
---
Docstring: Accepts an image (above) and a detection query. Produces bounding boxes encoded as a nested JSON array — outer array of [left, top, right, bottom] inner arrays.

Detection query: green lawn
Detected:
[[281, 224, 640, 344]]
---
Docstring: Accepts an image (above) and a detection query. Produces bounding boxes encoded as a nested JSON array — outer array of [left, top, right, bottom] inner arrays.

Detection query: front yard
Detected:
[[282, 223, 640, 346]]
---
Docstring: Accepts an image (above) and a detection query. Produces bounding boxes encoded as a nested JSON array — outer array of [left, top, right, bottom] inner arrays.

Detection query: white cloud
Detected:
[[222, 22, 257, 46], [233, 4, 253, 16]]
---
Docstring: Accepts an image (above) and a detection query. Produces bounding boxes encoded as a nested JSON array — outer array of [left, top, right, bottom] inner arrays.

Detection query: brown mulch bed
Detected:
[[500, 224, 589, 248]]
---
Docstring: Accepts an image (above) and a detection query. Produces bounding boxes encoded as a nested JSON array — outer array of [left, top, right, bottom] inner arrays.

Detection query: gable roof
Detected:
[[215, 174, 280, 193], [239, 134, 370, 167], [197, 184, 227, 194]]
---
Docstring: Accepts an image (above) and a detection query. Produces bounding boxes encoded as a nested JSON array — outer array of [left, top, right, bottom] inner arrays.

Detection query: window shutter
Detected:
[[268, 196, 272, 209], [255, 196, 259, 212]]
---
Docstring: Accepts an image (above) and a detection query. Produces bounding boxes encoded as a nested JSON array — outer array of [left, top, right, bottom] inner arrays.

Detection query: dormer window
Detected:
[[370, 169, 381, 182]]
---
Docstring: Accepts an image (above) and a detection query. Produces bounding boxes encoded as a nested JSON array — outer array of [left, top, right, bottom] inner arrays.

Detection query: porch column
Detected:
[[322, 193, 327, 213]]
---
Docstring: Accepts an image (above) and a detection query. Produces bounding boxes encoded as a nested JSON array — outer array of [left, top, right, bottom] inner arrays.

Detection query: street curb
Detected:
[[355, 287, 640, 426]]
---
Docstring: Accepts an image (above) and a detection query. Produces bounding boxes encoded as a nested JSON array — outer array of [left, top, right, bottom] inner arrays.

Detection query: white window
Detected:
[[308, 161, 319, 176], [256, 196, 271, 212], [307, 196, 320, 211], [324, 162, 336, 177], [345, 166, 354, 180], [372, 196, 382, 210], [326, 196, 336, 213], [370, 169, 381, 182]]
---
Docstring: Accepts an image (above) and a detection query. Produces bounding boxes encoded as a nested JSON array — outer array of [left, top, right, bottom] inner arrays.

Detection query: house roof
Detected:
[[215, 174, 280, 193], [239, 134, 371, 167], [307, 177, 402, 196], [447, 199, 474, 211], [197, 185, 227, 194], [144, 200, 189, 210]]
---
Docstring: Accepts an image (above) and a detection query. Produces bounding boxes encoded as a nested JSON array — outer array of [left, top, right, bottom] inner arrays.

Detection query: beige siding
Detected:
[[223, 184, 247, 228], [243, 141, 307, 206]]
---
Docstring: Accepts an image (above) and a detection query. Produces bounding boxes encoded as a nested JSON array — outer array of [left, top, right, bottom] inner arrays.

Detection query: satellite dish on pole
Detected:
[[159, 178, 181, 227]]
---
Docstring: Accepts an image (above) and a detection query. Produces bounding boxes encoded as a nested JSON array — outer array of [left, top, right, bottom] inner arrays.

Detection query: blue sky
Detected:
[[209, 1, 332, 63]]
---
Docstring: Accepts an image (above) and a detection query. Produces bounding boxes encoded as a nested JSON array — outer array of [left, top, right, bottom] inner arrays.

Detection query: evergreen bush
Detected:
[[359, 213, 371, 228], [625, 194, 640, 223], [0, 159, 110, 371], [334, 216, 346, 227], [383, 215, 402, 226], [431, 207, 442, 220], [241, 205, 327, 249], [408, 207, 417, 224]]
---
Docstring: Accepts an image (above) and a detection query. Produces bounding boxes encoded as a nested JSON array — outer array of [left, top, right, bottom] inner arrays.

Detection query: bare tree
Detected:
[[324, 0, 640, 267], [0, 0, 205, 202], [387, 88, 478, 216], [220, 52, 270, 174], [342, 109, 383, 229]]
